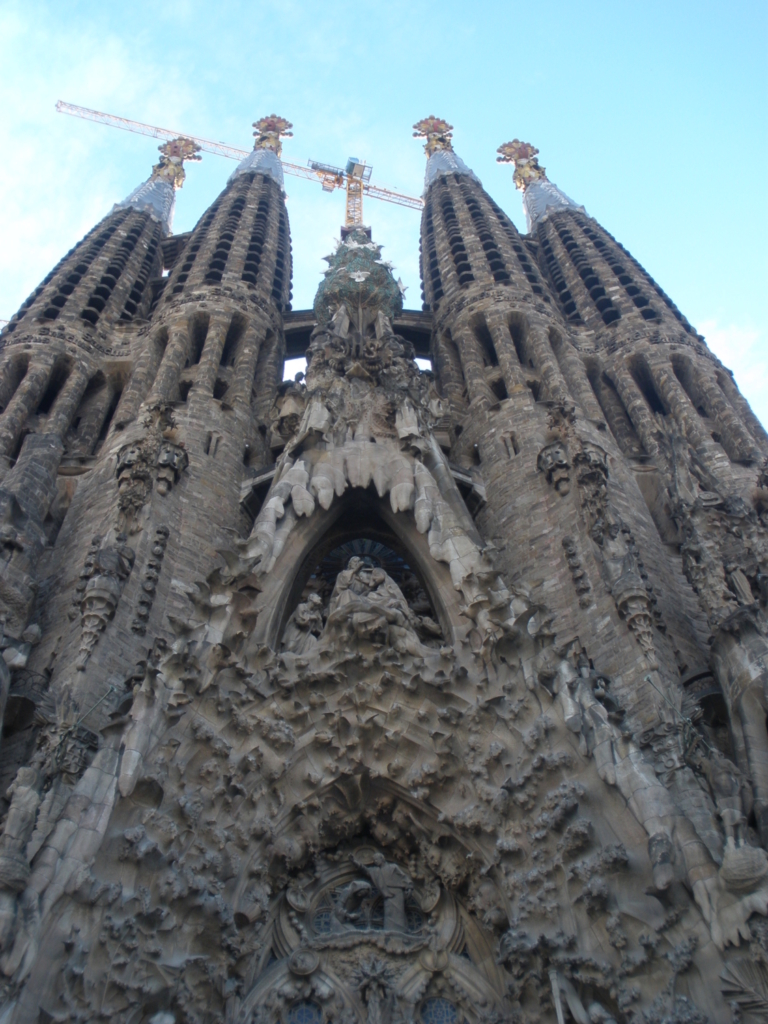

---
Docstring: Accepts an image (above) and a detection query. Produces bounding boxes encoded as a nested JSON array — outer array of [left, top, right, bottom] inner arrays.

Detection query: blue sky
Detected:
[[1, 0, 766, 421]]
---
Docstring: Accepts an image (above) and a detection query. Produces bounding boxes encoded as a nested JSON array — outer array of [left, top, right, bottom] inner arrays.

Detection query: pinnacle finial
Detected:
[[151, 138, 202, 190], [496, 140, 547, 191], [413, 117, 454, 157], [252, 115, 293, 157]]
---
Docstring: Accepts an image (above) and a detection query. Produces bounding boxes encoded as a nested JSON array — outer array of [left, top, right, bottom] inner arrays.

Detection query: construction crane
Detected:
[[56, 101, 423, 227]]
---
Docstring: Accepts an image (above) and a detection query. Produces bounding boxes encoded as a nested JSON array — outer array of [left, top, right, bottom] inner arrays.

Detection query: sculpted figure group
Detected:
[[282, 557, 442, 657]]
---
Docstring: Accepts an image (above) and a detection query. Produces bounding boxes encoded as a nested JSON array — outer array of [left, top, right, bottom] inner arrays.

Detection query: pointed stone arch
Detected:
[[249, 488, 468, 650]]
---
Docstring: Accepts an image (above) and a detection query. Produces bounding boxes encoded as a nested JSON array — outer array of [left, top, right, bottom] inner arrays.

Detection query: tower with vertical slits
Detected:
[[0, 116, 765, 1024]]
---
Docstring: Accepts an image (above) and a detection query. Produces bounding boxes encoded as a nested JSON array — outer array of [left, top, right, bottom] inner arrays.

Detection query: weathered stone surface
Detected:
[[0, 121, 764, 1023]]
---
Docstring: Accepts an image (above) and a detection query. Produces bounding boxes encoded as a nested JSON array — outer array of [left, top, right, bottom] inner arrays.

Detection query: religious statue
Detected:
[[282, 592, 324, 654], [350, 851, 412, 932]]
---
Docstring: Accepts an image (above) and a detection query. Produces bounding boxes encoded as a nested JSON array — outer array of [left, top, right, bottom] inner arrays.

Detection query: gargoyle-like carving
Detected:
[[155, 441, 188, 495], [537, 440, 571, 495]]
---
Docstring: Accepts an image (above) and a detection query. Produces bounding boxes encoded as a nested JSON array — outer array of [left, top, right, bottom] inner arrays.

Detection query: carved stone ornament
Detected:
[[537, 440, 571, 495]]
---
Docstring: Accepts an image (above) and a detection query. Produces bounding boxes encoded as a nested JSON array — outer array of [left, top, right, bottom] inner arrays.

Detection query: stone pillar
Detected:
[[114, 330, 168, 427], [252, 330, 284, 424], [696, 369, 761, 462], [452, 324, 493, 406], [228, 323, 268, 410], [146, 321, 190, 406], [485, 317, 529, 396], [650, 363, 732, 483], [3, 433, 65, 524], [70, 384, 118, 456], [431, 331, 467, 412], [608, 364, 661, 458], [0, 357, 26, 414], [194, 314, 231, 395], [715, 369, 768, 449], [549, 335, 603, 421], [526, 324, 571, 405], [0, 359, 54, 458], [46, 367, 90, 438]]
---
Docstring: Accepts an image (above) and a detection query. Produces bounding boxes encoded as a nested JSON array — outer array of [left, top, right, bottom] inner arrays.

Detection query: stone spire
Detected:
[[229, 114, 292, 188], [497, 139, 584, 231], [115, 137, 201, 233], [313, 227, 403, 331], [413, 116, 480, 193]]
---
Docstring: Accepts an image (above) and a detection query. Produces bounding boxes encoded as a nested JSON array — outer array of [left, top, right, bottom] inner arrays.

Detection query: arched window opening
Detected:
[[287, 1002, 323, 1024], [271, 207, 292, 309], [220, 315, 246, 367], [472, 320, 498, 368], [66, 371, 110, 455], [586, 360, 645, 457], [535, 226, 582, 322], [42, 212, 129, 321], [96, 385, 122, 447], [36, 358, 70, 416], [0, 356, 29, 414], [422, 199, 444, 307], [490, 377, 508, 402], [168, 199, 222, 299], [508, 315, 530, 368], [630, 357, 666, 416], [205, 182, 249, 284], [437, 184, 474, 286], [188, 314, 210, 366], [672, 355, 708, 418], [242, 192, 271, 286], [421, 998, 459, 1024]]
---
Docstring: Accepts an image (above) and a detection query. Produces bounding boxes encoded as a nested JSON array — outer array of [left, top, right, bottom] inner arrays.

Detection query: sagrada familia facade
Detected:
[[0, 113, 765, 1024]]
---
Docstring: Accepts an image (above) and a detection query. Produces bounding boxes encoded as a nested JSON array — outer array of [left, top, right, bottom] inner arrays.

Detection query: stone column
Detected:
[[46, 367, 90, 438], [452, 324, 493, 406], [70, 384, 118, 456], [548, 334, 603, 421], [0, 359, 54, 458], [0, 357, 26, 414], [715, 369, 768, 449], [608, 364, 661, 458], [526, 324, 571, 404], [431, 330, 467, 412], [194, 314, 232, 395], [228, 323, 268, 410], [650, 363, 732, 483], [485, 317, 529, 396], [252, 330, 284, 424], [696, 369, 761, 462], [114, 330, 168, 427], [146, 321, 191, 406]]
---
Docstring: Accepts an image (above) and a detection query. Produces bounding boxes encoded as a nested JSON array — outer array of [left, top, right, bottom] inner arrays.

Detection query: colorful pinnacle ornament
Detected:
[[252, 115, 294, 156], [412, 117, 455, 156], [496, 139, 547, 191], [151, 137, 202, 189]]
